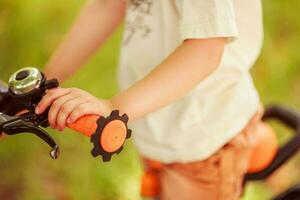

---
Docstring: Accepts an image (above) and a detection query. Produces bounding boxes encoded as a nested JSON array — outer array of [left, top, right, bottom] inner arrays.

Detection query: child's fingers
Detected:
[[36, 88, 71, 114], [67, 102, 101, 124], [48, 93, 82, 128], [55, 97, 91, 130]]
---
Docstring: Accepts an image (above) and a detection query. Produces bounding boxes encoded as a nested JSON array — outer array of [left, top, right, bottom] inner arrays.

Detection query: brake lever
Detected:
[[0, 112, 60, 159]]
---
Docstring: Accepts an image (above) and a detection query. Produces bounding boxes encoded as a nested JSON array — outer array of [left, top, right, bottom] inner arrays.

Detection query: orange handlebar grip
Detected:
[[66, 110, 132, 162], [67, 114, 99, 137]]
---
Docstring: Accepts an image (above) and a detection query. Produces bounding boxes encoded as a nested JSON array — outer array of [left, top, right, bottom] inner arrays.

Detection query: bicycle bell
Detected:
[[0, 67, 58, 115], [9, 67, 43, 95]]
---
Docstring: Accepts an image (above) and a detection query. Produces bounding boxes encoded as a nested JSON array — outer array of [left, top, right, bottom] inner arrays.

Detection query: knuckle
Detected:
[[52, 100, 59, 108], [87, 95, 95, 100], [60, 106, 69, 115], [47, 89, 56, 96], [46, 90, 53, 95], [70, 111, 79, 120], [71, 87, 79, 92], [78, 89, 88, 94], [71, 88, 82, 95], [77, 105, 86, 114], [81, 97, 91, 102]]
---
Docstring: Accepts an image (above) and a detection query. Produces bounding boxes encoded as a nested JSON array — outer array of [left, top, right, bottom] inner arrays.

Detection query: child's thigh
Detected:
[[160, 130, 253, 200]]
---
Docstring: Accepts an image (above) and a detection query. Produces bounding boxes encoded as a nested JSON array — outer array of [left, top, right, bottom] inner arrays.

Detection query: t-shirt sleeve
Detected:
[[178, 0, 239, 42]]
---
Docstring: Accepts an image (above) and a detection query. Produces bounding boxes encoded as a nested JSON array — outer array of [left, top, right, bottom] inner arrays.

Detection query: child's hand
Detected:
[[35, 88, 112, 131]]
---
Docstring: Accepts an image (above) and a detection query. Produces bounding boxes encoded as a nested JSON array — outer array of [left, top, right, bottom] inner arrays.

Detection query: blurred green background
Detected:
[[0, 0, 300, 199]]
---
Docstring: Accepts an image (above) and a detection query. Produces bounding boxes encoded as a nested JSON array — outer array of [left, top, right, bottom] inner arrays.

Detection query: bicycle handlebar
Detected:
[[245, 105, 300, 181], [0, 68, 132, 161]]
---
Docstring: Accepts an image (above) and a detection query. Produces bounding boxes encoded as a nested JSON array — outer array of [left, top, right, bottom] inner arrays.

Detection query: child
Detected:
[[37, 0, 264, 199]]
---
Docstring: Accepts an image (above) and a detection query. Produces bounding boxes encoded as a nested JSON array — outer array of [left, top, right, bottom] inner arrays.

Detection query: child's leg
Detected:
[[142, 109, 263, 200]]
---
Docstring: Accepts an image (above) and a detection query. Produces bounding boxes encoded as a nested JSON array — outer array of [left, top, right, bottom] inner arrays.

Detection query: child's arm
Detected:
[[36, 38, 225, 130], [111, 38, 225, 121], [44, 0, 126, 82]]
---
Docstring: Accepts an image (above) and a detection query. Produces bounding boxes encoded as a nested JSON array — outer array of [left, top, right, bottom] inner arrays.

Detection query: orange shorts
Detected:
[[141, 109, 263, 200]]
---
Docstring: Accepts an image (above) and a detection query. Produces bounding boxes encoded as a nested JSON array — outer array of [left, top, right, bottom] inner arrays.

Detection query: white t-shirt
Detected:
[[118, 0, 263, 163]]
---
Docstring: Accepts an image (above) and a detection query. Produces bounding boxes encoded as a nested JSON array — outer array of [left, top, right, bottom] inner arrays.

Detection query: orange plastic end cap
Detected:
[[100, 120, 127, 153], [248, 122, 279, 173]]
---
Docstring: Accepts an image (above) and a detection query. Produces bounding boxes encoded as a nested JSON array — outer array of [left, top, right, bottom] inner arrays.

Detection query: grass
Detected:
[[1, 0, 300, 199]]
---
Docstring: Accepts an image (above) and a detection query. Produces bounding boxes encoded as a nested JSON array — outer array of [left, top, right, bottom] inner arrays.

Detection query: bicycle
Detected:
[[1, 67, 300, 200]]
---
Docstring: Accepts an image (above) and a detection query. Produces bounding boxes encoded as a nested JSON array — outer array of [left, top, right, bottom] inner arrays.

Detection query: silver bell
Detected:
[[8, 67, 43, 95]]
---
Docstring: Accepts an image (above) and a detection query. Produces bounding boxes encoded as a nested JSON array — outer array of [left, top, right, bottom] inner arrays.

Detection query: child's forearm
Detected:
[[44, 0, 126, 82], [111, 38, 226, 121]]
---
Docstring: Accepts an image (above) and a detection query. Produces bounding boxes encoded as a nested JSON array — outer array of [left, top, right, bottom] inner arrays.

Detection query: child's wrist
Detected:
[[103, 99, 114, 116], [107, 98, 127, 117]]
